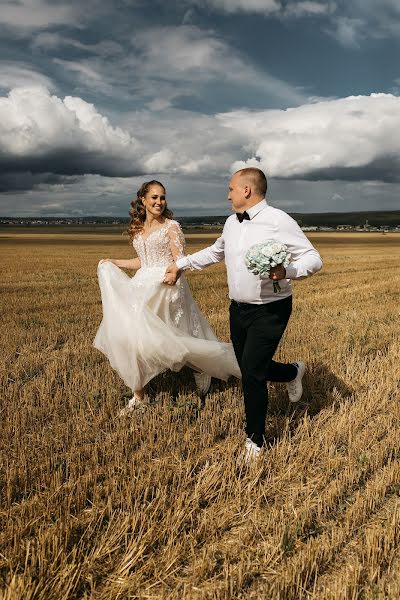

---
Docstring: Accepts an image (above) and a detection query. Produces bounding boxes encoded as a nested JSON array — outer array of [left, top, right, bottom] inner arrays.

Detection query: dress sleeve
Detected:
[[167, 221, 186, 261]]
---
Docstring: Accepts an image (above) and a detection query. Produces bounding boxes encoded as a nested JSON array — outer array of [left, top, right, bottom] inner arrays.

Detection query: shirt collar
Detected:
[[246, 198, 267, 220]]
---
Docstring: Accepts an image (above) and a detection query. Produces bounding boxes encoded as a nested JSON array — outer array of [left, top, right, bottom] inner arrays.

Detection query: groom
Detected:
[[165, 167, 322, 460]]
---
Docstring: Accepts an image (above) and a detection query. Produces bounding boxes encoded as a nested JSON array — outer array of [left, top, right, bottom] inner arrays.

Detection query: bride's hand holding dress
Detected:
[[99, 257, 141, 270]]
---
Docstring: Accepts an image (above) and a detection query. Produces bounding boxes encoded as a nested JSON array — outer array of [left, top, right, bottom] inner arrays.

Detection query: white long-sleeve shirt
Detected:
[[176, 199, 323, 305]]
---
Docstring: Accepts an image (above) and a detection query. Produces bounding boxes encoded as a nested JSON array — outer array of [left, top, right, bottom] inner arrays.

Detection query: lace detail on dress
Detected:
[[170, 283, 185, 327], [189, 303, 201, 337], [133, 219, 187, 328], [168, 222, 185, 260], [132, 219, 185, 268]]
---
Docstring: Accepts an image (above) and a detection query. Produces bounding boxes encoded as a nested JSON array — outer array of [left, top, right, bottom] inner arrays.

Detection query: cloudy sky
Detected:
[[1, 0, 400, 216]]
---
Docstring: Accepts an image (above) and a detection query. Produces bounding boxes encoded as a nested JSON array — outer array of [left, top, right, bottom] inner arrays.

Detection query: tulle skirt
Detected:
[[93, 261, 240, 391]]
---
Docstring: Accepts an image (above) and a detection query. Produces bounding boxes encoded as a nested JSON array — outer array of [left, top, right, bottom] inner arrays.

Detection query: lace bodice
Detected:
[[132, 219, 186, 268]]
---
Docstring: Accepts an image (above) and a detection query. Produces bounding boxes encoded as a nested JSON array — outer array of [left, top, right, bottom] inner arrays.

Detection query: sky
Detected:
[[0, 0, 400, 217]]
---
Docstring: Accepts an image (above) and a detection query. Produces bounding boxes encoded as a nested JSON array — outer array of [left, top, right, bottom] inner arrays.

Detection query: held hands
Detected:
[[269, 265, 286, 281], [163, 262, 181, 286]]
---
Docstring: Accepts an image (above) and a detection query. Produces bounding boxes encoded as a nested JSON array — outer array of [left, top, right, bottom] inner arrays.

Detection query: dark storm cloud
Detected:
[[0, 150, 144, 179], [293, 156, 400, 184], [0, 172, 81, 193]]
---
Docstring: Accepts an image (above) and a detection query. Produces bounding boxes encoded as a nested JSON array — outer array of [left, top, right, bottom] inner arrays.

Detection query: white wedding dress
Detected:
[[93, 219, 240, 391]]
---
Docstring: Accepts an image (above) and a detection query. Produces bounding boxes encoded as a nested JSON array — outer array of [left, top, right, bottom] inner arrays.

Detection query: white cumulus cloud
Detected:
[[0, 86, 145, 186], [2, 87, 400, 196], [219, 94, 400, 182]]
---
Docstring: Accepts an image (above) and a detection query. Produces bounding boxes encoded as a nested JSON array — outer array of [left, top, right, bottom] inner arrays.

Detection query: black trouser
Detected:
[[229, 296, 297, 447]]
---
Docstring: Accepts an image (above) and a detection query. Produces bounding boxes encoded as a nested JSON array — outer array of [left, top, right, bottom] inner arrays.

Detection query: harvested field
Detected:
[[1, 231, 399, 599]]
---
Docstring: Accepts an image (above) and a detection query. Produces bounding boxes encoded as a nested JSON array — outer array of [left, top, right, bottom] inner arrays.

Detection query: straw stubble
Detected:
[[1, 231, 399, 599]]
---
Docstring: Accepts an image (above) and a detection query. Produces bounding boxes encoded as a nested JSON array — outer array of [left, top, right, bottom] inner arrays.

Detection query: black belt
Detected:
[[230, 299, 256, 308], [231, 297, 292, 309]]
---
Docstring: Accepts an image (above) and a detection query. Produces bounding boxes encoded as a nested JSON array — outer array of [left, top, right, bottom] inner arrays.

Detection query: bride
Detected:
[[93, 180, 240, 413]]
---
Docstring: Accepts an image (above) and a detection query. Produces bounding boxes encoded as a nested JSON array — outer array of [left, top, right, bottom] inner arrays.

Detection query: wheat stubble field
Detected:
[[1, 230, 400, 600]]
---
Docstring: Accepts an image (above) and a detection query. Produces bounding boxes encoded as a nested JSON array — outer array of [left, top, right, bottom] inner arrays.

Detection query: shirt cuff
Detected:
[[176, 256, 190, 270], [285, 264, 298, 279]]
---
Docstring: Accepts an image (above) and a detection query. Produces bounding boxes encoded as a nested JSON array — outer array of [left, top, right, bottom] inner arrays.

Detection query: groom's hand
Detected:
[[269, 265, 286, 280], [163, 262, 182, 285]]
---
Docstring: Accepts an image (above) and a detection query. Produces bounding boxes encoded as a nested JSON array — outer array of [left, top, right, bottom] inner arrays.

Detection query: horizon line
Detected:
[[2, 208, 400, 219]]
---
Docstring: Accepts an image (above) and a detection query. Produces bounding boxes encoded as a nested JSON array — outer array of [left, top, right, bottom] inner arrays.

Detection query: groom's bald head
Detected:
[[235, 167, 267, 198]]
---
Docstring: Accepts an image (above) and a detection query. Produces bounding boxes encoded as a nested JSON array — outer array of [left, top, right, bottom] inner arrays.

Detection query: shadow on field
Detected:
[[143, 366, 240, 407], [265, 362, 354, 445], [299, 361, 354, 415], [131, 362, 353, 447]]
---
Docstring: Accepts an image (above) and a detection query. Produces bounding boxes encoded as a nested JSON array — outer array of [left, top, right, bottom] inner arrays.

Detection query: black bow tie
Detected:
[[236, 211, 250, 223]]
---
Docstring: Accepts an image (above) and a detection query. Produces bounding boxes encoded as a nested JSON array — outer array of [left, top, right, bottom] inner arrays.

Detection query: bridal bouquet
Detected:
[[244, 240, 291, 293]]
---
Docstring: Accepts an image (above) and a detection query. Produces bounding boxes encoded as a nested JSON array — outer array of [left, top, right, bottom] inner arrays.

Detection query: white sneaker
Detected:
[[118, 395, 144, 416], [286, 361, 305, 402], [194, 372, 211, 396], [244, 438, 261, 463]]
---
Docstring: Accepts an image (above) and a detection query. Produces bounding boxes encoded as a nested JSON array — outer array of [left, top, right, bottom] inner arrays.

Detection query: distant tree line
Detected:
[[289, 211, 400, 227], [2, 211, 400, 228]]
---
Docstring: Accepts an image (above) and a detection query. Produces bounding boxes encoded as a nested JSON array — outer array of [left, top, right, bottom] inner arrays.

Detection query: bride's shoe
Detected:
[[118, 395, 145, 416], [194, 372, 211, 396]]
